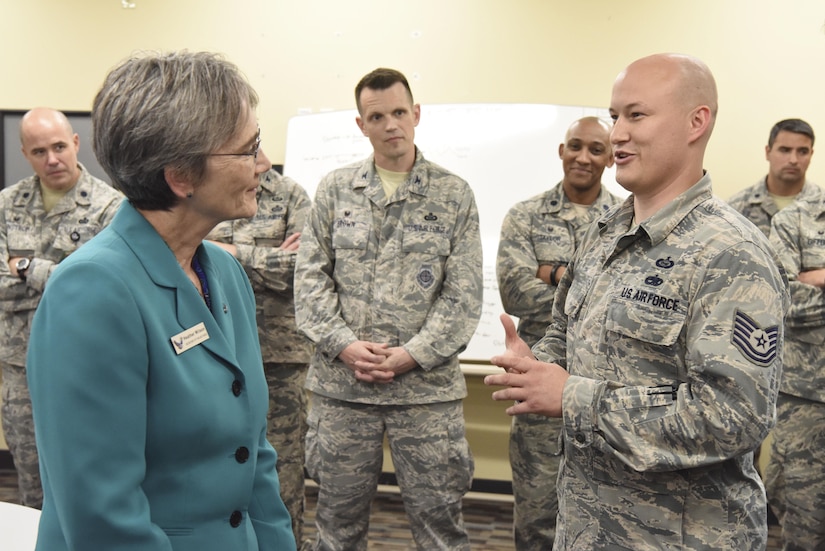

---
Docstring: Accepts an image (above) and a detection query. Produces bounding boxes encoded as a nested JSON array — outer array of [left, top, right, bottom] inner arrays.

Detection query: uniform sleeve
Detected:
[[294, 177, 359, 359], [19, 191, 122, 294], [495, 203, 557, 320], [27, 260, 174, 550], [0, 192, 30, 304], [403, 186, 483, 369], [532, 254, 572, 368], [770, 209, 825, 329], [235, 182, 311, 294], [561, 243, 788, 472]]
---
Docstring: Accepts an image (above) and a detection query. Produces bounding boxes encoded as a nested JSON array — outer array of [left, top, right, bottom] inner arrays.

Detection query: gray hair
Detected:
[[92, 51, 259, 210]]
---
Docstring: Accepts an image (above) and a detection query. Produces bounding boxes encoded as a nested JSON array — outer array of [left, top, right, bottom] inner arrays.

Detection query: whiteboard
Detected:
[[284, 103, 628, 363]]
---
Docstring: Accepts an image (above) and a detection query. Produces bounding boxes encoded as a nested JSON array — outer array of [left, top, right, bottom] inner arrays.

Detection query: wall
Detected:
[[1, 0, 823, 480], [0, 0, 823, 199]]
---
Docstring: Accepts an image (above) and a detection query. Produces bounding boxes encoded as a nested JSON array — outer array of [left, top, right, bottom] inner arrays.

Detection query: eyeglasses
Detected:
[[207, 127, 261, 161]]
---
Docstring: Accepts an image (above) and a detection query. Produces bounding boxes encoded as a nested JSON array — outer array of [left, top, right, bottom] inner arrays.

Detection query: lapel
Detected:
[[112, 203, 241, 371]]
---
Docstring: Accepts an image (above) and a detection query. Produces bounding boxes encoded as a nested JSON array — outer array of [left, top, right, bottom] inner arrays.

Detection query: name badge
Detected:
[[170, 322, 210, 355]]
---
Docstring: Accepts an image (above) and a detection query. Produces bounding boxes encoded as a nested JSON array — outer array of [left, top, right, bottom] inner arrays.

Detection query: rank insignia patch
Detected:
[[731, 310, 778, 367]]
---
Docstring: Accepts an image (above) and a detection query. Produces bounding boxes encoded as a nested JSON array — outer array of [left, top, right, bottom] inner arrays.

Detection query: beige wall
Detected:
[[1, 0, 824, 199]]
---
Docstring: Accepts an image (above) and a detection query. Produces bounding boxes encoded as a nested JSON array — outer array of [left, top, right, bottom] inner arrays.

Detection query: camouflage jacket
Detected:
[[769, 187, 825, 403], [0, 164, 123, 366], [496, 182, 620, 346], [206, 169, 312, 364], [727, 176, 821, 237], [295, 150, 482, 405], [536, 174, 789, 549]]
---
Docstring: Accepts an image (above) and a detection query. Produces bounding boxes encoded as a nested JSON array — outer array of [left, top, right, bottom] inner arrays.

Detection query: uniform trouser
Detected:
[[764, 394, 825, 551], [509, 412, 562, 551], [305, 395, 474, 551], [1, 361, 42, 508], [264, 363, 309, 548]]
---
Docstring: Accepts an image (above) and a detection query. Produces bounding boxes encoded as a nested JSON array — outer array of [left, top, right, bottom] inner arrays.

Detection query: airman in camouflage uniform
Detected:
[[728, 118, 819, 237], [206, 167, 313, 547], [485, 54, 789, 550], [496, 116, 620, 550], [295, 68, 482, 551], [767, 192, 825, 551], [727, 119, 818, 542], [0, 108, 122, 508]]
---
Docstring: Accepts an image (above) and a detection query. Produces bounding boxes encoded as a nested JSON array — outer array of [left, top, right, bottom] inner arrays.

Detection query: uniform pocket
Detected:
[[601, 296, 687, 381], [331, 207, 370, 250], [401, 230, 450, 256], [605, 298, 685, 346], [533, 223, 574, 264]]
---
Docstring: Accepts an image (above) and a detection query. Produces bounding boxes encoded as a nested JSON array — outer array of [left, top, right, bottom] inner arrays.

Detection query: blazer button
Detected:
[[229, 510, 243, 528], [232, 380, 242, 396], [235, 446, 250, 463]]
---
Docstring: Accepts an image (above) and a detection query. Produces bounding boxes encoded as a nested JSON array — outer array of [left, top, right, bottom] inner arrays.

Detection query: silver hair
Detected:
[[92, 50, 259, 210]]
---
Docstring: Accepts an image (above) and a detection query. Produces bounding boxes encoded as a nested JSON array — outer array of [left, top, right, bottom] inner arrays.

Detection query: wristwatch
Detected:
[[15, 257, 30, 281]]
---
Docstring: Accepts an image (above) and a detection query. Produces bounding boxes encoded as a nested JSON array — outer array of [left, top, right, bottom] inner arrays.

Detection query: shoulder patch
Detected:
[[731, 310, 778, 367]]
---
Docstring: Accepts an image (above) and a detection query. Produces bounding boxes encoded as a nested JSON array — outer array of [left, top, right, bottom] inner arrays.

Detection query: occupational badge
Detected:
[[416, 264, 435, 290]]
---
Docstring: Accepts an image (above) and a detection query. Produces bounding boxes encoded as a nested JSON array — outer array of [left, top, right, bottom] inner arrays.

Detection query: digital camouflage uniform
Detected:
[[0, 164, 122, 508], [206, 168, 313, 547], [295, 150, 482, 551], [767, 191, 825, 551], [727, 176, 821, 237], [535, 174, 789, 550], [495, 182, 620, 550], [728, 175, 821, 542]]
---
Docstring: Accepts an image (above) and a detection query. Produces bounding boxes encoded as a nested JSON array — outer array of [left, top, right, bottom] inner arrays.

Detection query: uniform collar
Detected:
[[543, 181, 617, 221], [748, 176, 819, 207], [258, 168, 282, 194], [353, 148, 429, 205], [13, 163, 97, 211], [601, 173, 714, 248]]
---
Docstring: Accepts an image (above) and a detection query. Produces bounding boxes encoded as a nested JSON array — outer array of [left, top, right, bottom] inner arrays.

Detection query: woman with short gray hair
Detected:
[[26, 50, 296, 551]]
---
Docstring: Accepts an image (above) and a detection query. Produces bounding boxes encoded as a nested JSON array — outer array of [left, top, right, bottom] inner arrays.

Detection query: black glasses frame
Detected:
[[207, 127, 261, 161]]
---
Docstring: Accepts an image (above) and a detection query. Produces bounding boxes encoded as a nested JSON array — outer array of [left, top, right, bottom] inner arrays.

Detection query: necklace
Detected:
[[191, 254, 212, 312]]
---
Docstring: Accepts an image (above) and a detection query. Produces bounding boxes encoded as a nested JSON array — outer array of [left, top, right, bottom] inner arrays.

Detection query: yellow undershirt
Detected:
[[570, 203, 591, 218], [40, 184, 69, 213], [375, 165, 409, 199], [768, 192, 798, 212]]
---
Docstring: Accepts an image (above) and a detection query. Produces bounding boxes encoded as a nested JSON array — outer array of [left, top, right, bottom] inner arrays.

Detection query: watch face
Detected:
[[16, 258, 30, 272]]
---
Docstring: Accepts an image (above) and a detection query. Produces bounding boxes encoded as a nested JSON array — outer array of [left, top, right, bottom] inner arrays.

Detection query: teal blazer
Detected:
[[27, 202, 296, 551]]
